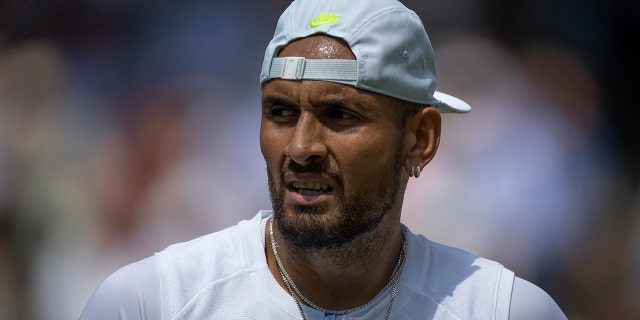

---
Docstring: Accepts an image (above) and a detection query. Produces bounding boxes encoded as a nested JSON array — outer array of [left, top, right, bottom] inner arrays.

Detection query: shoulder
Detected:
[[402, 232, 513, 318], [80, 212, 270, 320], [408, 231, 506, 286], [155, 211, 270, 317], [156, 211, 267, 276], [80, 256, 160, 320], [404, 231, 567, 319], [509, 277, 567, 320]]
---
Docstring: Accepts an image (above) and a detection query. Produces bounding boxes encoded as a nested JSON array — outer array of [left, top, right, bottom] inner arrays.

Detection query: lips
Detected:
[[284, 173, 335, 205]]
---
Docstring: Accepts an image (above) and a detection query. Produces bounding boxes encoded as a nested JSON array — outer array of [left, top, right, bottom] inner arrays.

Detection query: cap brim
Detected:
[[433, 91, 471, 114]]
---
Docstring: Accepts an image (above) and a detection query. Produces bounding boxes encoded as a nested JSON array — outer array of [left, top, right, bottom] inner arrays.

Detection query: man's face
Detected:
[[260, 36, 409, 251]]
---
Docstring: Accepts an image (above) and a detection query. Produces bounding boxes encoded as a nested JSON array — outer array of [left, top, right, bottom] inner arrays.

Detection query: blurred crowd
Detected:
[[0, 0, 638, 319]]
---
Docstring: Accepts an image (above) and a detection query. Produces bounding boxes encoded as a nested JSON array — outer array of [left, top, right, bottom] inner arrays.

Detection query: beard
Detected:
[[267, 142, 405, 252]]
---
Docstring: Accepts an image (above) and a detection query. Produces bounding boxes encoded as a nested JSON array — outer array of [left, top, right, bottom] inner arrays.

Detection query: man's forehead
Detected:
[[277, 35, 356, 60]]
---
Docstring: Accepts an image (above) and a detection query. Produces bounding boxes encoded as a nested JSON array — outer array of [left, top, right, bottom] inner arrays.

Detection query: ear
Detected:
[[404, 107, 441, 177]]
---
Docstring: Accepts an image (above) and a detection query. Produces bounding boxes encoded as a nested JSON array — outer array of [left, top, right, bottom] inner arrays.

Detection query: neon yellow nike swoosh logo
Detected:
[[309, 13, 344, 28]]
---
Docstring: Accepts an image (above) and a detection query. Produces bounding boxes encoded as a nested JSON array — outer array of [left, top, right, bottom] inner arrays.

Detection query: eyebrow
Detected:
[[316, 96, 373, 116], [262, 95, 297, 109], [262, 88, 376, 117]]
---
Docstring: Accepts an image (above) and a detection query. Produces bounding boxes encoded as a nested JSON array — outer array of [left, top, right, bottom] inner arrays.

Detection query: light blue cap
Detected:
[[259, 0, 471, 114]]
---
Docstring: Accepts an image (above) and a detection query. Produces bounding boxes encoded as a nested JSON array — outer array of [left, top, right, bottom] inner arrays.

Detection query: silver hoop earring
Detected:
[[410, 166, 415, 177], [415, 166, 421, 178]]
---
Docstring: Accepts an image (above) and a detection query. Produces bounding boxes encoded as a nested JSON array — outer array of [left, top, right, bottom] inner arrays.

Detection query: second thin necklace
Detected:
[[269, 218, 407, 320]]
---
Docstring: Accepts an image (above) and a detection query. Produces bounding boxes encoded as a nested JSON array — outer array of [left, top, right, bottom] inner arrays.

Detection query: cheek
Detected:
[[336, 133, 401, 187], [260, 124, 289, 172], [260, 126, 277, 168]]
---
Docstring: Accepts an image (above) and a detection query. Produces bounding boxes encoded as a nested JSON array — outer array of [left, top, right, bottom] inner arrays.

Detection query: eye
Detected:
[[326, 109, 355, 120], [318, 106, 365, 132], [271, 106, 297, 118], [263, 103, 299, 125]]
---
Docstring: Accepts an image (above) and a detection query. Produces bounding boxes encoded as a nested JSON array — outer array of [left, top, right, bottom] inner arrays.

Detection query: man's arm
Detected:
[[80, 256, 161, 320], [509, 276, 567, 320]]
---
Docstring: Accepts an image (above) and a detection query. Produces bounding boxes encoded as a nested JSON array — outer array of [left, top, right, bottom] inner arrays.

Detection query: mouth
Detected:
[[290, 181, 333, 196]]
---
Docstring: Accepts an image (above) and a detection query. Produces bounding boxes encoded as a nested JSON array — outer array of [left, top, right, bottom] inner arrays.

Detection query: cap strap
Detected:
[[268, 57, 357, 82]]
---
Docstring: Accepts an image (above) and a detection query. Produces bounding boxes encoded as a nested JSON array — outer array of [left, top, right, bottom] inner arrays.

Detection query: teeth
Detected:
[[292, 181, 329, 191]]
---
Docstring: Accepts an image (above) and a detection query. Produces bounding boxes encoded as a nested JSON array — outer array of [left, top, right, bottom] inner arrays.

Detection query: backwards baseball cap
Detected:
[[259, 0, 470, 114]]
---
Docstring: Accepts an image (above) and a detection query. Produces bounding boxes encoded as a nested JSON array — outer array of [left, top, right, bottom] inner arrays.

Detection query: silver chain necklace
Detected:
[[269, 218, 407, 320]]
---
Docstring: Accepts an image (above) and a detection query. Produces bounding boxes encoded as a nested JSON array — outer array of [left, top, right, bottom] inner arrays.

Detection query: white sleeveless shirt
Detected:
[[155, 211, 512, 319]]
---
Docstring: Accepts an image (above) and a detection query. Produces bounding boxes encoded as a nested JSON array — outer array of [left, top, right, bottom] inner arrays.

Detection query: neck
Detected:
[[266, 216, 404, 311]]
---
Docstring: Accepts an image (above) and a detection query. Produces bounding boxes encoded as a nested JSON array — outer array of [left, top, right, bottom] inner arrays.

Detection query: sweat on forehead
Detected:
[[277, 35, 356, 61]]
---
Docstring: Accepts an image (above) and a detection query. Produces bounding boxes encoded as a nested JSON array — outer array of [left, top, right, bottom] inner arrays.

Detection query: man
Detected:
[[81, 0, 567, 319]]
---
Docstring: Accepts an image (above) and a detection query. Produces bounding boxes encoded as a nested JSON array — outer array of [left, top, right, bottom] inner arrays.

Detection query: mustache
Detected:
[[284, 160, 342, 184], [286, 159, 325, 173]]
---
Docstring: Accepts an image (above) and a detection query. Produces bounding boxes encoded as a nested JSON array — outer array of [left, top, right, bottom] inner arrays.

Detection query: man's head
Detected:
[[259, 0, 467, 253], [261, 34, 429, 252]]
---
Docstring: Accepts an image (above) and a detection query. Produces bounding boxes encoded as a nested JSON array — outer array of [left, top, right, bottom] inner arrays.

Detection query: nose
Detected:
[[285, 111, 327, 165]]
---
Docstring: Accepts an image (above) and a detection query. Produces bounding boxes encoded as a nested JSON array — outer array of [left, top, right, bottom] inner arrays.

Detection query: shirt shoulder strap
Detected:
[[493, 266, 515, 320]]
